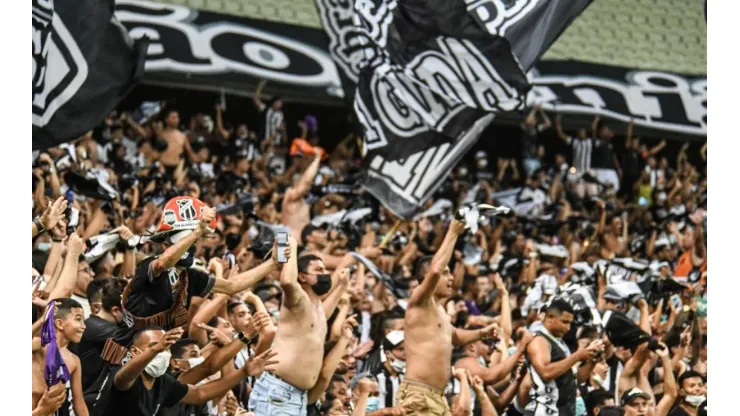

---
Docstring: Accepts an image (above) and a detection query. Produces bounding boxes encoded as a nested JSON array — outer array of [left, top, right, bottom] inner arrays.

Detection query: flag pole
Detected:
[[378, 219, 403, 249]]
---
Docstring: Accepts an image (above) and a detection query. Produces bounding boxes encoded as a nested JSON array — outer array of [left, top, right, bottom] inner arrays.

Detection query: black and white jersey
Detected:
[[566, 136, 593, 173]]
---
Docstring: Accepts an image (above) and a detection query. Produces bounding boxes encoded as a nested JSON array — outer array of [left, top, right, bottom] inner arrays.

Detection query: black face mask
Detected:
[[311, 273, 333, 296], [176, 245, 196, 268]]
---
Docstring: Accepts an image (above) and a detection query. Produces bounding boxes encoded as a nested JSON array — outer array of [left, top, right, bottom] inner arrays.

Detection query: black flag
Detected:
[[32, 0, 148, 150], [314, 0, 592, 218]]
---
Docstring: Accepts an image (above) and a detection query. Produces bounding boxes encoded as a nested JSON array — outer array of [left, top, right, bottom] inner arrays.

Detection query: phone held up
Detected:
[[276, 232, 289, 264]]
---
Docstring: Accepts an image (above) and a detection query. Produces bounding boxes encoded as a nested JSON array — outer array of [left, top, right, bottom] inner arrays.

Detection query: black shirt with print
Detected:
[[75, 315, 121, 391], [161, 371, 209, 416], [125, 257, 215, 321], [104, 367, 189, 416]]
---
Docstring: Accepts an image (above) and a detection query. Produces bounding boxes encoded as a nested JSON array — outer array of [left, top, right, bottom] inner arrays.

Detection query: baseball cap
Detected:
[[383, 330, 404, 350], [621, 388, 650, 407]]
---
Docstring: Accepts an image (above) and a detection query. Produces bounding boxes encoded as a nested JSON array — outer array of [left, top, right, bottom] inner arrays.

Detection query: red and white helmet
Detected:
[[151, 196, 216, 243]]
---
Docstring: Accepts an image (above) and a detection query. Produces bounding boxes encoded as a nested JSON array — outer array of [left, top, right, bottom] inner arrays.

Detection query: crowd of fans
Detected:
[[31, 82, 707, 416]]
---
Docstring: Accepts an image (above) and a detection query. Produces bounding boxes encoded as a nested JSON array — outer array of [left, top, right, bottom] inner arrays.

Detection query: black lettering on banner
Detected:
[[115, 0, 340, 88], [464, 0, 541, 36], [530, 69, 707, 136]]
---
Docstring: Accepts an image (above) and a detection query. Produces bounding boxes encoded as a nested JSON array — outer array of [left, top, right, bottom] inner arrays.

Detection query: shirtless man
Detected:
[[32, 298, 88, 416], [399, 219, 499, 416], [281, 154, 321, 244], [249, 237, 348, 415], [159, 110, 187, 172]]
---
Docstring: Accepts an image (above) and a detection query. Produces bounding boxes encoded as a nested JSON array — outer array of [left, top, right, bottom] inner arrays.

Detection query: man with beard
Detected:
[[524, 300, 603, 416], [32, 298, 88, 416], [399, 219, 499, 416]]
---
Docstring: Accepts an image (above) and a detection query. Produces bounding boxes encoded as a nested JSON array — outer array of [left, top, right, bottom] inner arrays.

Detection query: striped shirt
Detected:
[[259, 103, 284, 145], [567, 136, 593, 173], [373, 369, 402, 409]]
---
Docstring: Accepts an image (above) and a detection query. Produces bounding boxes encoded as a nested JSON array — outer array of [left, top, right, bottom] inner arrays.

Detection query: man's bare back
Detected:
[[271, 296, 327, 390], [405, 301, 453, 389], [160, 129, 186, 167]]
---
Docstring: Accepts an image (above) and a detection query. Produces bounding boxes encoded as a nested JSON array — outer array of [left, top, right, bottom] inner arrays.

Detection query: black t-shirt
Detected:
[[125, 257, 214, 321], [667, 406, 691, 416], [161, 371, 208, 416], [76, 316, 121, 391], [104, 368, 190, 416], [591, 138, 616, 169]]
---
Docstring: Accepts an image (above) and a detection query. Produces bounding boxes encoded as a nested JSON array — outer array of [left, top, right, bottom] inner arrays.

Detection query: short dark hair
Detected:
[[546, 299, 574, 317], [101, 278, 127, 312], [298, 254, 322, 274], [86, 278, 108, 303], [413, 255, 434, 282], [301, 225, 318, 246], [586, 389, 614, 415], [171, 338, 199, 359], [662, 331, 681, 349], [207, 316, 220, 328], [678, 371, 704, 389], [54, 298, 83, 320], [132, 326, 163, 347], [227, 301, 246, 315]]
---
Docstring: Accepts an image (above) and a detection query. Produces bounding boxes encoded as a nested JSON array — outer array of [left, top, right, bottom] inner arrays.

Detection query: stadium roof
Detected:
[[154, 0, 706, 75]]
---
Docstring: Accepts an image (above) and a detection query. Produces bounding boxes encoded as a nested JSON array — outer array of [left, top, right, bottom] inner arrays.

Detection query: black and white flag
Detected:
[[314, 0, 592, 218], [32, 0, 148, 150]]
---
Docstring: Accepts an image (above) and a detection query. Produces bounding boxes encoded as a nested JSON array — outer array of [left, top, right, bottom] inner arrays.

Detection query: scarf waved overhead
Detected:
[[41, 300, 71, 386]]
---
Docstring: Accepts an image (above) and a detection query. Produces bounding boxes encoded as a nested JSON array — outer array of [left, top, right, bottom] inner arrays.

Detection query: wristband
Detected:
[[33, 217, 45, 234]]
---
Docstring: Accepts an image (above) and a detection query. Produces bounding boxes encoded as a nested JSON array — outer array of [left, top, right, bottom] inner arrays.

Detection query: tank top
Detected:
[[674, 251, 706, 279], [525, 331, 577, 416], [55, 379, 75, 416]]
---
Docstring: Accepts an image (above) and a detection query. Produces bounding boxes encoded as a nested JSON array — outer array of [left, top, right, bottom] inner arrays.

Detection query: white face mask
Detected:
[[248, 225, 260, 240], [685, 395, 706, 407], [37, 242, 51, 252], [144, 350, 172, 378], [185, 356, 205, 369], [391, 358, 406, 373]]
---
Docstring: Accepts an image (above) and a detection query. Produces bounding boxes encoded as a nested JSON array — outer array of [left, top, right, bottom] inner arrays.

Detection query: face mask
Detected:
[[685, 395, 706, 407], [391, 358, 406, 373], [575, 396, 586, 416], [144, 350, 171, 378], [185, 356, 204, 369], [311, 274, 333, 296], [37, 242, 51, 252], [477, 160, 488, 169], [365, 397, 379, 412], [175, 246, 196, 268], [422, 223, 433, 232]]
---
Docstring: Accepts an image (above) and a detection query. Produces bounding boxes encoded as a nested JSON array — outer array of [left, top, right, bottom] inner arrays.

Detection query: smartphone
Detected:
[[66, 207, 80, 235], [276, 232, 288, 264], [670, 295, 682, 311], [65, 189, 74, 205]]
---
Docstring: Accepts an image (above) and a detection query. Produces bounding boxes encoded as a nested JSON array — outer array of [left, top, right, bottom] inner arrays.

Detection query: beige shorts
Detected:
[[396, 379, 451, 416]]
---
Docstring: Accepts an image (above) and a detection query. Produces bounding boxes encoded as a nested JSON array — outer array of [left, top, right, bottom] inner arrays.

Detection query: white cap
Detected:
[[385, 330, 404, 346]]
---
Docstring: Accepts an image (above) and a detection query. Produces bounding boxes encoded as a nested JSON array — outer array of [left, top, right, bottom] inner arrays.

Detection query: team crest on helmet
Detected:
[[177, 198, 197, 221]]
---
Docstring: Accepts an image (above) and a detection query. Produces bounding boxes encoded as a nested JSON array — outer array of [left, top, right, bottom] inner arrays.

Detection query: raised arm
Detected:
[[189, 295, 230, 347], [655, 345, 677, 416], [180, 349, 277, 404], [279, 236, 303, 309], [211, 256, 279, 296], [114, 328, 184, 391], [244, 292, 277, 355], [214, 104, 231, 139], [409, 219, 466, 306], [452, 369, 472, 416], [253, 80, 267, 110], [591, 115, 600, 139], [647, 139, 667, 157], [537, 106, 551, 129], [285, 155, 321, 203], [49, 234, 84, 300], [452, 323, 499, 347], [151, 208, 215, 276], [178, 335, 251, 385], [625, 119, 634, 148], [34, 196, 68, 239], [553, 115, 570, 144]]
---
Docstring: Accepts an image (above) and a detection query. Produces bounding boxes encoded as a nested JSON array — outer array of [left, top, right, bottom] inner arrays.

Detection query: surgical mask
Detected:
[[422, 223, 433, 233], [366, 397, 379, 412], [37, 242, 51, 252], [248, 225, 260, 240], [391, 358, 406, 373], [184, 356, 204, 369], [310, 273, 333, 296], [144, 350, 171, 378], [685, 395, 706, 407], [575, 396, 586, 416], [592, 373, 606, 389]]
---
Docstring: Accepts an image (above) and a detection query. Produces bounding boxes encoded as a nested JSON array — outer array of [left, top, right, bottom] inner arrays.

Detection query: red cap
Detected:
[[151, 196, 216, 242]]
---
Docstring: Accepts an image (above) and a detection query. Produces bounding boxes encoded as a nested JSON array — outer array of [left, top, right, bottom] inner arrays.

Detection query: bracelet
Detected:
[[33, 217, 45, 234]]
